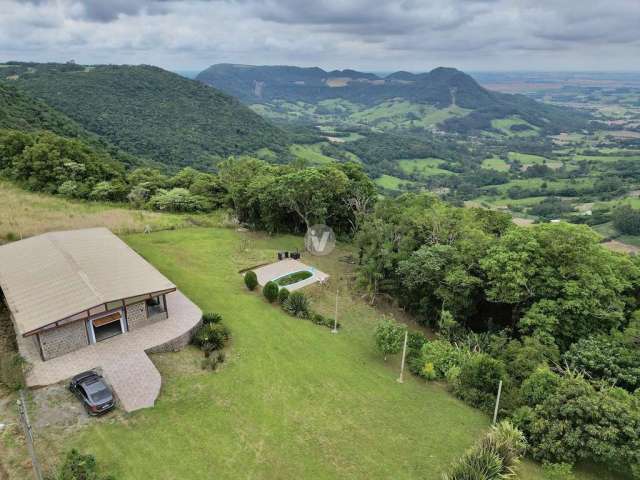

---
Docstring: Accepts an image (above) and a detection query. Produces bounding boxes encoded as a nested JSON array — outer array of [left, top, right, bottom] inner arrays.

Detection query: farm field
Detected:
[[16, 227, 624, 480], [374, 174, 416, 190], [398, 158, 453, 177]]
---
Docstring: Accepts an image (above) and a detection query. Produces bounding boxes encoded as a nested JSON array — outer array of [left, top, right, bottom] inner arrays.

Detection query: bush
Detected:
[[201, 356, 218, 371], [418, 340, 469, 379], [53, 448, 114, 480], [443, 421, 526, 480], [374, 318, 406, 361], [519, 366, 560, 407], [282, 291, 310, 318], [543, 463, 576, 480], [193, 322, 230, 352], [277, 287, 290, 304], [0, 352, 25, 391], [263, 281, 279, 303], [244, 271, 258, 291], [454, 354, 508, 411], [422, 362, 437, 381], [202, 312, 222, 325], [147, 188, 210, 212]]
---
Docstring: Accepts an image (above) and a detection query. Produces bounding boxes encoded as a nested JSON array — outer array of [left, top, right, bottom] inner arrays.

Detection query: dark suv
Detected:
[[69, 371, 115, 415]]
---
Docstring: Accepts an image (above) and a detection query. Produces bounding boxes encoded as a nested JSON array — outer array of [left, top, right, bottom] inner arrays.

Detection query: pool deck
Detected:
[[251, 259, 329, 291]]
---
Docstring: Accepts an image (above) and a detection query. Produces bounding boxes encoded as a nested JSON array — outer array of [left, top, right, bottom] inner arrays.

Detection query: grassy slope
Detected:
[[39, 227, 614, 480], [0, 181, 221, 241], [398, 158, 454, 177], [56, 228, 485, 479], [290, 143, 337, 164]]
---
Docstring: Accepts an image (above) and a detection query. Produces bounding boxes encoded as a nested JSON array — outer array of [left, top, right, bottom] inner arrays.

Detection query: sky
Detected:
[[1, 0, 639, 73]]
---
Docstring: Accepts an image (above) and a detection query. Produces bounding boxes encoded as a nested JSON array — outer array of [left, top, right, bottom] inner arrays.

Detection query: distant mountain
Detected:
[[1, 62, 289, 171], [196, 64, 590, 134]]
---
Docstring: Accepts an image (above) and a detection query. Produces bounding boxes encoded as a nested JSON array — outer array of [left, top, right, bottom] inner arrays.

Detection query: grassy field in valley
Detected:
[[18, 227, 619, 480]]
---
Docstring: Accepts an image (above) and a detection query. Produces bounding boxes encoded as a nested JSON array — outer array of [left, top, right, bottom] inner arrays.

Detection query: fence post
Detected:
[[492, 380, 503, 425], [397, 330, 409, 383], [17, 390, 43, 480]]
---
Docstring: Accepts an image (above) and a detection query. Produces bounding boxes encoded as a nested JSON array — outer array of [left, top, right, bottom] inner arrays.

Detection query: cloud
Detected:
[[0, 0, 638, 71]]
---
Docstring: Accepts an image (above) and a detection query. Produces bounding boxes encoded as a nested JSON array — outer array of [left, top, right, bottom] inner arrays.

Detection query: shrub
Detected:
[[445, 365, 462, 384], [542, 463, 576, 480], [282, 291, 310, 318], [422, 362, 437, 381], [193, 323, 230, 352], [0, 352, 25, 391], [277, 287, 290, 304], [147, 188, 210, 212], [263, 281, 279, 303], [519, 366, 560, 407], [53, 448, 114, 480], [374, 318, 406, 361], [517, 374, 640, 474], [201, 356, 218, 371], [244, 271, 258, 291], [443, 421, 526, 480], [419, 340, 469, 379], [202, 312, 222, 325], [454, 353, 508, 411]]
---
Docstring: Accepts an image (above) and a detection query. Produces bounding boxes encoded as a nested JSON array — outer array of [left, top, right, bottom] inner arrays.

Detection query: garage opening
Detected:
[[92, 311, 124, 342]]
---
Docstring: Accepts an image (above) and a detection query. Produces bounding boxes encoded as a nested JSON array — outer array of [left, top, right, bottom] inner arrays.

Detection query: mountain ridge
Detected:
[[196, 64, 591, 134], [1, 62, 289, 171]]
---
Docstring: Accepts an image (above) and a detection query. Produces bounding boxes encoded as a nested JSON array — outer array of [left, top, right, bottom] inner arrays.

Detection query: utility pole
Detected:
[[493, 380, 503, 425], [331, 286, 339, 334], [397, 330, 408, 383]]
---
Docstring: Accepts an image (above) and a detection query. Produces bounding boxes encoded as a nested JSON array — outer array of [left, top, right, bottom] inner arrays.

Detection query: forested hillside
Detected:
[[196, 64, 591, 135], [1, 62, 289, 171]]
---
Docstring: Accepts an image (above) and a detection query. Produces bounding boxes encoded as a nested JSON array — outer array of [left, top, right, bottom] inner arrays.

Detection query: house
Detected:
[[0, 227, 177, 361]]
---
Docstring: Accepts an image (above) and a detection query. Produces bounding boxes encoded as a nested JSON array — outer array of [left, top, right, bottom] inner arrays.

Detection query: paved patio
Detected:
[[252, 259, 329, 291], [16, 290, 201, 412]]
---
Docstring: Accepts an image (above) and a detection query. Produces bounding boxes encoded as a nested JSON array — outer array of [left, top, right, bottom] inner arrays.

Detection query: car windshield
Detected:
[[89, 387, 111, 402], [85, 380, 111, 402]]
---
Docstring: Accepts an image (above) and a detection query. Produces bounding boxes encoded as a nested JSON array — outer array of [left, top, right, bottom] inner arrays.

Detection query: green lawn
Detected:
[[491, 117, 539, 137], [374, 174, 415, 190], [290, 143, 337, 165], [398, 158, 453, 178], [481, 157, 510, 172], [32, 227, 621, 480]]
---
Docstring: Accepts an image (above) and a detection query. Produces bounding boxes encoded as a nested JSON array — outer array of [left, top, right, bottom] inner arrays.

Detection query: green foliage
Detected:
[[455, 354, 508, 412], [244, 271, 258, 291], [147, 188, 210, 212], [612, 204, 640, 235], [519, 366, 561, 407], [277, 287, 290, 304], [263, 281, 279, 303], [218, 157, 376, 235], [562, 335, 640, 392], [274, 270, 312, 286], [443, 421, 527, 480], [51, 449, 114, 480], [0, 352, 25, 391], [373, 318, 406, 361], [0, 129, 126, 198], [202, 312, 223, 325], [193, 322, 231, 352], [418, 340, 469, 379], [542, 463, 576, 480], [6, 63, 288, 171], [516, 373, 640, 476], [282, 291, 310, 318]]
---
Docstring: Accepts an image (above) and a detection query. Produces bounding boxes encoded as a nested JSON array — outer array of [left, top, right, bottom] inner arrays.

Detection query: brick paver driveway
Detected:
[[17, 291, 201, 412]]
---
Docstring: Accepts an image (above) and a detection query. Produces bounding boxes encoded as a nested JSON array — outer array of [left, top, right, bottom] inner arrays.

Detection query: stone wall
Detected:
[[39, 321, 88, 361], [147, 318, 202, 354], [126, 301, 148, 330]]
